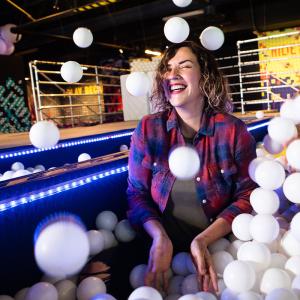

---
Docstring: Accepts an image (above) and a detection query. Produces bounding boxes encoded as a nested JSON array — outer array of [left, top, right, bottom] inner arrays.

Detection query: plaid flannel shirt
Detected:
[[127, 108, 257, 230]]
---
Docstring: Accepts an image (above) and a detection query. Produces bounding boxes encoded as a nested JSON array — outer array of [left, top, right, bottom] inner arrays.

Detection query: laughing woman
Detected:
[[127, 41, 257, 293]]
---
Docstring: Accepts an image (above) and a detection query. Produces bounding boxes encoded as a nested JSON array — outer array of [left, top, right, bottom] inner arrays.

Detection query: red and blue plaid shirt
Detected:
[[127, 108, 257, 230]]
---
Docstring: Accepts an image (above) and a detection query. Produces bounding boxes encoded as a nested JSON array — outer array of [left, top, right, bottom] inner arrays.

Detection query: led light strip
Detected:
[[0, 131, 133, 159], [247, 121, 270, 131], [0, 165, 129, 213]]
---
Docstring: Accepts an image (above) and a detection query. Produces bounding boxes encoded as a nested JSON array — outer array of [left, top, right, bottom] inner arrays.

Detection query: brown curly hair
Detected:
[[150, 41, 232, 113]]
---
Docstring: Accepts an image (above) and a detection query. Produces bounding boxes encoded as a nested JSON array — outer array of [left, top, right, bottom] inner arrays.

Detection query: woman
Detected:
[[127, 41, 257, 293]]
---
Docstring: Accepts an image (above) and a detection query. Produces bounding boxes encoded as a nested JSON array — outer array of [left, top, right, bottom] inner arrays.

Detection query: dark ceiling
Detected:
[[1, 0, 300, 65]]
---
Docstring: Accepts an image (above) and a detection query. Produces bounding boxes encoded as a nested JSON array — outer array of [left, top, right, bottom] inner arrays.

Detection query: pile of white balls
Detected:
[[0, 162, 46, 181]]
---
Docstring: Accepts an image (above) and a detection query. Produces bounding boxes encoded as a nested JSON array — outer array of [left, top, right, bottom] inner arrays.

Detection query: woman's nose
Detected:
[[166, 67, 181, 80]]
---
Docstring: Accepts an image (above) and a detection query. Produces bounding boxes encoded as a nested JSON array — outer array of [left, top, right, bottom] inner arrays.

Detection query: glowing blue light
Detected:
[[0, 131, 133, 160], [247, 121, 270, 131]]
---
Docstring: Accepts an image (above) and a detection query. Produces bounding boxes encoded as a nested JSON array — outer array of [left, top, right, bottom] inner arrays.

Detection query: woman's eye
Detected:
[[180, 65, 191, 69]]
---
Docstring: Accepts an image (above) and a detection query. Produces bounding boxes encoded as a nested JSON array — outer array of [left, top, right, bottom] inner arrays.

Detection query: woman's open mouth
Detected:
[[169, 84, 187, 94]]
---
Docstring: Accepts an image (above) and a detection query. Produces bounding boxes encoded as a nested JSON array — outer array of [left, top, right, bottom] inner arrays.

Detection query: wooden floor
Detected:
[[0, 111, 279, 150]]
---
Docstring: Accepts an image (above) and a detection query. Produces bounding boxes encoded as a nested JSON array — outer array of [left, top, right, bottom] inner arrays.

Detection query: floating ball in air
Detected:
[[168, 146, 200, 180], [164, 17, 190, 43], [29, 121, 60, 149], [114, 219, 136, 242], [286, 139, 300, 171], [200, 26, 224, 51], [128, 286, 163, 300], [25, 282, 58, 300], [125, 72, 150, 97], [255, 110, 264, 119], [73, 27, 93, 48], [34, 213, 89, 277], [60, 61, 83, 83], [268, 117, 297, 145], [172, 0, 192, 7], [250, 188, 279, 214], [291, 212, 300, 241], [283, 172, 300, 204], [263, 134, 283, 155], [232, 213, 253, 241]]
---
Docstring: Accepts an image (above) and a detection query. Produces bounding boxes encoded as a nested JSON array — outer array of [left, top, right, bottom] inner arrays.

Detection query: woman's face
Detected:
[[163, 47, 202, 110]]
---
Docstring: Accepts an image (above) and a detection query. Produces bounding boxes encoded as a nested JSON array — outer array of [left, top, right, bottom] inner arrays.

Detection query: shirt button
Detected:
[[202, 199, 207, 204], [196, 177, 201, 182], [220, 169, 224, 174], [153, 162, 157, 167]]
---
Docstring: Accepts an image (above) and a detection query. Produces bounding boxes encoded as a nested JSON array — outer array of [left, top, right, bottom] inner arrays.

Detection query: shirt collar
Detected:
[[166, 108, 215, 136]]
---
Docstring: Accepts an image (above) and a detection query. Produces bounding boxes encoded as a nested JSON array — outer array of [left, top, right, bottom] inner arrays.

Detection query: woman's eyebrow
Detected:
[[167, 59, 194, 67]]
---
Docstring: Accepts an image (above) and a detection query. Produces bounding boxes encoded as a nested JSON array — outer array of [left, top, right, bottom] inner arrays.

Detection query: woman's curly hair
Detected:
[[150, 40, 233, 114]]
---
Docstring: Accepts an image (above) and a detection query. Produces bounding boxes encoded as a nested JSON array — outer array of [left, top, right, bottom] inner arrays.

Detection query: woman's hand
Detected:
[[190, 236, 218, 293], [144, 234, 173, 292]]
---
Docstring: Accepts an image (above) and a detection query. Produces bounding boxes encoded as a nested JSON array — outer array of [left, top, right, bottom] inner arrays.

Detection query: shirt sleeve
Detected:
[[218, 121, 257, 224], [281, 204, 300, 222], [126, 120, 161, 231]]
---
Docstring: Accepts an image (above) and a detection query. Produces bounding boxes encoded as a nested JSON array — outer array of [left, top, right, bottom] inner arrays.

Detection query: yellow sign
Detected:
[[65, 84, 103, 95], [257, 28, 300, 100]]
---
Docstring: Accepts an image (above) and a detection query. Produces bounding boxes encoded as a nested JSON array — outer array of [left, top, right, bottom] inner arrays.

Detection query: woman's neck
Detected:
[[175, 102, 204, 138]]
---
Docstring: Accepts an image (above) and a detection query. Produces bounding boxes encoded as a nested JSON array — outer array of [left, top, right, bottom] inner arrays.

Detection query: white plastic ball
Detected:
[[128, 286, 163, 300], [34, 216, 89, 277], [248, 157, 268, 182], [237, 291, 262, 300], [73, 27, 93, 48], [223, 260, 256, 293], [250, 188, 280, 214], [129, 264, 147, 289], [181, 274, 200, 294], [285, 256, 300, 276], [178, 295, 198, 300], [208, 238, 231, 254], [164, 17, 190, 43], [0, 24, 21, 43], [120, 144, 128, 151], [60, 61, 83, 83], [25, 282, 58, 300], [226, 240, 244, 259], [195, 292, 217, 300], [292, 275, 300, 289], [125, 72, 150, 97], [254, 160, 285, 190], [250, 214, 279, 243], [172, 0, 192, 7], [255, 111, 264, 119], [35, 164, 46, 171], [237, 241, 271, 272], [98, 229, 118, 249], [212, 251, 234, 276], [185, 254, 197, 274], [87, 230, 105, 256], [280, 230, 300, 257], [263, 135, 283, 155], [114, 219, 136, 242], [0, 170, 14, 181], [269, 253, 288, 269], [168, 275, 185, 295], [54, 279, 76, 300], [12, 169, 31, 178], [283, 173, 300, 204], [77, 277, 106, 300], [220, 288, 238, 300], [168, 146, 200, 180], [15, 287, 28, 300], [78, 153, 91, 162], [172, 252, 190, 276], [286, 140, 300, 171], [199, 26, 225, 51], [96, 211, 118, 231], [291, 212, 300, 241], [268, 117, 297, 145], [232, 213, 253, 241], [265, 288, 297, 300], [280, 99, 300, 124], [29, 121, 60, 149], [90, 294, 117, 300], [260, 268, 291, 294], [11, 162, 24, 171]]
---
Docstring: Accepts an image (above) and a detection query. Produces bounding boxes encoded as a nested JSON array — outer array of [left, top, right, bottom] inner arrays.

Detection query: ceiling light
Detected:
[[145, 49, 162, 56]]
